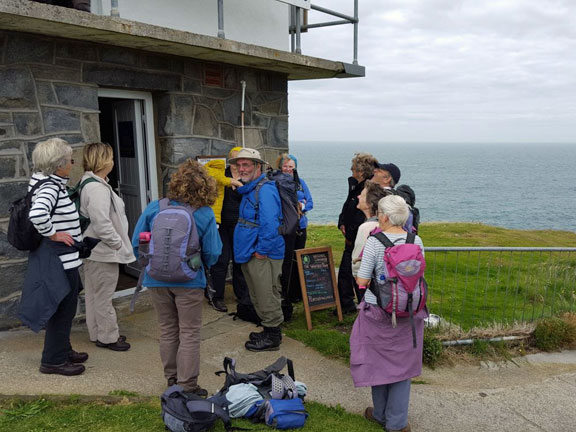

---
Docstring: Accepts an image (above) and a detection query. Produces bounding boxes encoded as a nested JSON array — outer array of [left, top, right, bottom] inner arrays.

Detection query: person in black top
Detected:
[[210, 147, 249, 309], [337, 152, 377, 313]]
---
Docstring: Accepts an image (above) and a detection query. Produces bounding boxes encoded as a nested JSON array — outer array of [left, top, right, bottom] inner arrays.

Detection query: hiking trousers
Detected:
[[242, 257, 283, 327], [371, 379, 411, 430], [83, 260, 120, 344], [149, 287, 203, 391]]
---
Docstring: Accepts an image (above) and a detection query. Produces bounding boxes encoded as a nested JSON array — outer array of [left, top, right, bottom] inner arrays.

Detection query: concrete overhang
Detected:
[[0, 0, 365, 80]]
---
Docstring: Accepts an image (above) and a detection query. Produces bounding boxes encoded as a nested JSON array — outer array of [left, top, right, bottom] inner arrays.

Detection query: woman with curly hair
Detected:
[[131, 159, 222, 398], [337, 152, 377, 313]]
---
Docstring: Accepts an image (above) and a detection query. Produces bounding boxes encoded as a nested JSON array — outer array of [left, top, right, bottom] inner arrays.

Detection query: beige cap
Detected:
[[228, 148, 267, 165]]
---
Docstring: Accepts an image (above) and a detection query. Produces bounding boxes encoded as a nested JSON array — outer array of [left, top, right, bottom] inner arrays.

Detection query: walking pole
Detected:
[[240, 80, 246, 148]]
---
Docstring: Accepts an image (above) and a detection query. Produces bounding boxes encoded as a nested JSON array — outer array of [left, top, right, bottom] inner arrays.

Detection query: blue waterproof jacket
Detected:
[[297, 178, 313, 230], [234, 174, 285, 263], [131, 200, 222, 288]]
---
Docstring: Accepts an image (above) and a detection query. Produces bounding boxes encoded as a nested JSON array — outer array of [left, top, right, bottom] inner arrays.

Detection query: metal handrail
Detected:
[[290, 1, 359, 64], [103, 1, 358, 64]]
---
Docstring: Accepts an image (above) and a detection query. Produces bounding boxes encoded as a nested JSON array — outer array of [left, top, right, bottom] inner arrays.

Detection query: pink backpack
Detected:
[[370, 232, 427, 348]]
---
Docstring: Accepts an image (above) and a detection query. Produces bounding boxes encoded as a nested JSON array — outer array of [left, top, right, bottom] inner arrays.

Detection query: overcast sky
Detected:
[[288, 0, 576, 144]]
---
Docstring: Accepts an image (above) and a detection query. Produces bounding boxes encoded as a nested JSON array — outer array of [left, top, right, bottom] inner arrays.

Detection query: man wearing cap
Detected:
[[229, 148, 285, 351], [372, 162, 401, 189]]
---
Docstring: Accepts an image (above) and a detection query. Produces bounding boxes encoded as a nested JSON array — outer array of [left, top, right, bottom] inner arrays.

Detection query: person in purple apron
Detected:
[[350, 195, 427, 432]]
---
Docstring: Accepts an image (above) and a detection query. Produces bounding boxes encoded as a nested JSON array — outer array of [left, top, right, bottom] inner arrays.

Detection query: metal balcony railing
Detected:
[[99, 0, 359, 66], [425, 247, 576, 330]]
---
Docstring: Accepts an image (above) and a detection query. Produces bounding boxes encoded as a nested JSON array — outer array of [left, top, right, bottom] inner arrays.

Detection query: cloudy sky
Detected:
[[288, 0, 576, 143]]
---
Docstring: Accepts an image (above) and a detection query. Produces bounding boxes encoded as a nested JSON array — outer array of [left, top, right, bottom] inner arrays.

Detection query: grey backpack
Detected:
[[145, 198, 202, 283]]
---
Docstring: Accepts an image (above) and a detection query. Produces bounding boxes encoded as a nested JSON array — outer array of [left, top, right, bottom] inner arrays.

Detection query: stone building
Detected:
[[0, 0, 364, 327]]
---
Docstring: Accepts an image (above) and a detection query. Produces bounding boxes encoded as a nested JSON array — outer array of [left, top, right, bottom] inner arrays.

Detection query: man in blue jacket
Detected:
[[230, 148, 285, 351]]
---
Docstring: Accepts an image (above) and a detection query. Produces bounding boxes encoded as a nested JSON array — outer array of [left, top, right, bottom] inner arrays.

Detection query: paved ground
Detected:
[[1, 291, 575, 431]]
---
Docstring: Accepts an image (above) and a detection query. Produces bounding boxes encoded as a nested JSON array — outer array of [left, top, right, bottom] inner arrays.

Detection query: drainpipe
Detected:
[[240, 80, 246, 148], [217, 0, 225, 38], [110, 0, 119, 17]]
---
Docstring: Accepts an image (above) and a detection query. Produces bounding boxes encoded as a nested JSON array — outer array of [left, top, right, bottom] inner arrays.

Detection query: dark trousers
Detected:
[[41, 268, 81, 365], [337, 244, 363, 311], [281, 229, 307, 303], [210, 224, 249, 304]]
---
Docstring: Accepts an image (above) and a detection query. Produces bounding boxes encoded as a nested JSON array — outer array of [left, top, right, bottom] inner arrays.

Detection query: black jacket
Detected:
[[221, 166, 243, 226], [337, 177, 367, 244]]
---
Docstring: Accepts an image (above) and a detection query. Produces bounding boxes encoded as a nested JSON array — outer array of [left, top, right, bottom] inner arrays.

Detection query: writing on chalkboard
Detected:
[[301, 252, 335, 307], [296, 246, 343, 330]]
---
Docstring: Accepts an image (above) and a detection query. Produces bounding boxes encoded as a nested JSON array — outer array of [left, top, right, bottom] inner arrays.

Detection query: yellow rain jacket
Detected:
[[205, 159, 232, 224]]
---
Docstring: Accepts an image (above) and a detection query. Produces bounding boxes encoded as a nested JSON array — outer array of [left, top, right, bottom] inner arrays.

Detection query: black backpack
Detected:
[[161, 385, 232, 432], [215, 356, 297, 401], [250, 171, 300, 236], [8, 179, 58, 251], [395, 184, 420, 234]]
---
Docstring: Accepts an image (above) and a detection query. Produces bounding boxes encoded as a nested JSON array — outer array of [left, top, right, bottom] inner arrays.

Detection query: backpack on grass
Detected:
[[370, 232, 427, 348], [7, 179, 58, 252], [161, 385, 232, 432]]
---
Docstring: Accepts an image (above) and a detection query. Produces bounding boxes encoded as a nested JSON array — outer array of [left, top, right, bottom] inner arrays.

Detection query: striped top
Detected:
[[28, 172, 83, 270]]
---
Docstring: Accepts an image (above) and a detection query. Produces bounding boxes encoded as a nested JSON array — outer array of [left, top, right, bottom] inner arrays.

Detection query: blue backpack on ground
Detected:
[[161, 385, 232, 432], [145, 198, 202, 283], [264, 398, 308, 430]]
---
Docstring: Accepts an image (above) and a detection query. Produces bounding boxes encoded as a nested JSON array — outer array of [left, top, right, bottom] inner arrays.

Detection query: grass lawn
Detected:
[[0, 398, 381, 432]]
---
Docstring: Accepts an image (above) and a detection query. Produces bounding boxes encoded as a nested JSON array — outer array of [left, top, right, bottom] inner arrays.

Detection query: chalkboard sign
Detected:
[[295, 247, 342, 330]]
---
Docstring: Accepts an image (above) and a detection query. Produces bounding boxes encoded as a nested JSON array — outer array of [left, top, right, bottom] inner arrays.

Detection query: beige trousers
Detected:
[[242, 257, 283, 327], [148, 287, 204, 391], [83, 260, 120, 344]]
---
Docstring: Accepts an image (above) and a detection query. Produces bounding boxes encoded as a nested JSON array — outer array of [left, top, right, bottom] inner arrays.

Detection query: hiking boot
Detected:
[[68, 349, 89, 364], [183, 385, 209, 399], [249, 328, 283, 342], [39, 361, 85, 376], [167, 377, 177, 387], [245, 327, 281, 352], [210, 298, 228, 313], [96, 337, 131, 351]]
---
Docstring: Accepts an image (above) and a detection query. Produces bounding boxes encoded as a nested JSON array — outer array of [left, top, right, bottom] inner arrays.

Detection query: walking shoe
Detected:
[[68, 349, 89, 364], [183, 385, 208, 399], [364, 407, 381, 425], [387, 423, 411, 432], [39, 361, 85, 376], [210, 298, 228, 313], [96, 337, 131, 351], [167, 377, 177, 387]]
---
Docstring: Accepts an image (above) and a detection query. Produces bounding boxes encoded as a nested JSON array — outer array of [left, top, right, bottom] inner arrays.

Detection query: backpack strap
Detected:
[[29, 178, 59, 217], [406, 232, 416, 244], [238, 177, 269, 228], [372, 232, 395, 248]]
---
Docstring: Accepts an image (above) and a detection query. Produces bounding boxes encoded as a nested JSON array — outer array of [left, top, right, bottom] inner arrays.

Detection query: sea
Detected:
[[289, 142, 576, 232]]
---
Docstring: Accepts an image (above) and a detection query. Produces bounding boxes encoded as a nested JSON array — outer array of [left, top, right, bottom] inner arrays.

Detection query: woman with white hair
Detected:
[[23, 138, 87, 376], [350, 195, 426, 432]]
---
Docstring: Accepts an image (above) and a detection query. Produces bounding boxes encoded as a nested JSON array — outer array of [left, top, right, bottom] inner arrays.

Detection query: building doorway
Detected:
[[97, 89, 158, 285]]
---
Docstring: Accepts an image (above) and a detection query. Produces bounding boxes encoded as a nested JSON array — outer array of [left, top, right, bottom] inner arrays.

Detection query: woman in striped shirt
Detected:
[[28, 138, 87, 376]]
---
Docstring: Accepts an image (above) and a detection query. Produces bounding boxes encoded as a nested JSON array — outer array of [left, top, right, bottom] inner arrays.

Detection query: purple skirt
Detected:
[[350, 301, 427, 387]]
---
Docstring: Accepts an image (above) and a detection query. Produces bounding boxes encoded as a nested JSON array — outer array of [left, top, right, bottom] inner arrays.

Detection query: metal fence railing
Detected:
[[424, 247, 576, 330]]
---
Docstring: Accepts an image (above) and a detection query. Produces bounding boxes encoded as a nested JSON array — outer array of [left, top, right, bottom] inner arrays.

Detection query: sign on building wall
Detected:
[[276, 0, 311, 10]]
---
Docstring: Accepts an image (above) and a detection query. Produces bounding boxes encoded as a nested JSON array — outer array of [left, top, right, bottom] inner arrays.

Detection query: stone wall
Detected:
[[0, 30, 289, 328]]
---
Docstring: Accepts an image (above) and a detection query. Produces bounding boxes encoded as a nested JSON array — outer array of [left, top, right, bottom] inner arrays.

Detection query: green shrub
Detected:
[[532, 317, 576, 351], [423, 330, 444, 368]]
